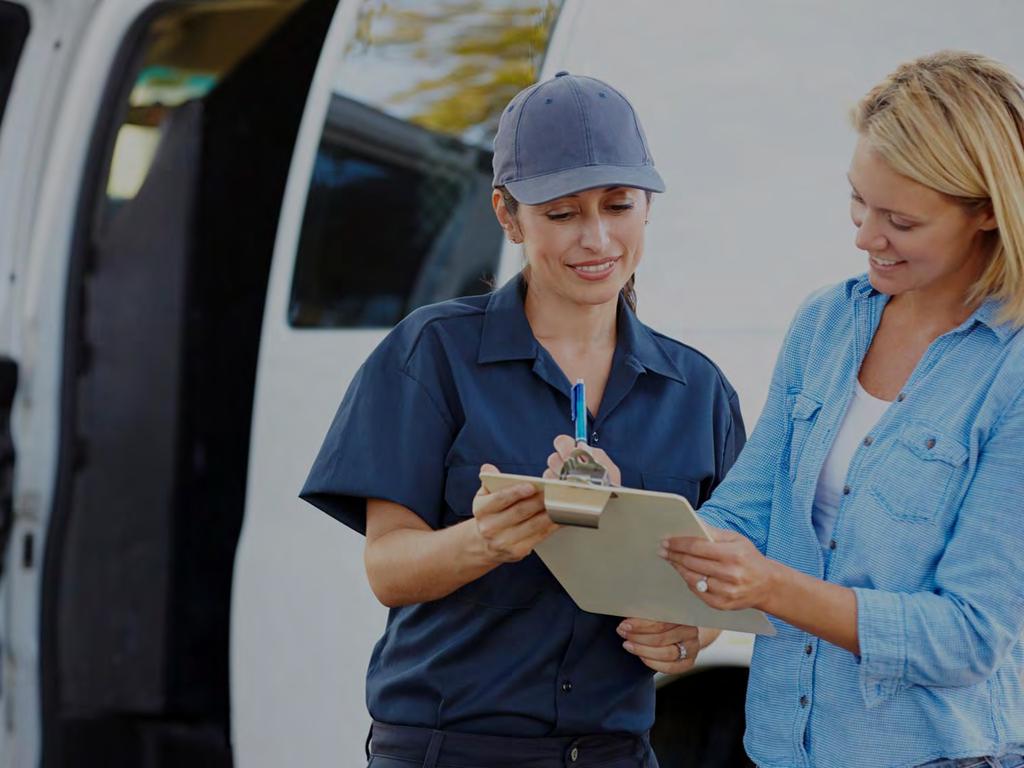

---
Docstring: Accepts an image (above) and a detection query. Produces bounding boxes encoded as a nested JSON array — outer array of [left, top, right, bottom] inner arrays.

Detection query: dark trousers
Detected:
[[367, 721, 660, 768]]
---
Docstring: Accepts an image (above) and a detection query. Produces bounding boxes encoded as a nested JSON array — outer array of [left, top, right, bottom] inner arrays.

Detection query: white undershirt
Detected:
[[811, 380, 892, 548]]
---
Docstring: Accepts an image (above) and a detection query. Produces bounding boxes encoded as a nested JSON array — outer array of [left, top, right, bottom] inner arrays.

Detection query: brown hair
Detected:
[[497, 186, 644, 314]]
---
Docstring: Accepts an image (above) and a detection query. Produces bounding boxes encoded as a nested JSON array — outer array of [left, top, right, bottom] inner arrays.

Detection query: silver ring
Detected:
[[676, 641, 688, 661], [696, 576, 709, 594]]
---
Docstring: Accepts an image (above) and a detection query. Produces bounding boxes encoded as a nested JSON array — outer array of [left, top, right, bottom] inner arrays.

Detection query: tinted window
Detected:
[[288, 0, 563, 328], [0, 2, 30, 131]]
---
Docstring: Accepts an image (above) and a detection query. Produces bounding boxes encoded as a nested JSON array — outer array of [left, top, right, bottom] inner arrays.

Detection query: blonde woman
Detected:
[[552, 51, 1024, 767]]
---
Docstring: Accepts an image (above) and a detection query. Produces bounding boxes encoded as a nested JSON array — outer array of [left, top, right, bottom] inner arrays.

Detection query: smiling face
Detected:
[[848, 137, 997, 302], [494, 186, 649, 309]]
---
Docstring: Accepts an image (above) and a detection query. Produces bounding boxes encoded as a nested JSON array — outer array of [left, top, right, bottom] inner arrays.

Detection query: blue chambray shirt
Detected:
[[700, 274, 1024, 768], [300, 275, 745, 737]]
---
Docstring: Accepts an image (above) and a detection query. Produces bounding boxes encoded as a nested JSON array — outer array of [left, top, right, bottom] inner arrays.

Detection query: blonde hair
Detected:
[[852, 50, 1024, 327]]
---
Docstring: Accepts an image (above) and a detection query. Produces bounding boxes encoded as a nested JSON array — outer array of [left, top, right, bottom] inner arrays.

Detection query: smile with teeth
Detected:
[[570, 258, 618, 273], [870, 256, 905, 267]]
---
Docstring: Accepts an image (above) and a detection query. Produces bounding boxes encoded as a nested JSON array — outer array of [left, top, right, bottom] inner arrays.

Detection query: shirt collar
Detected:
[[847, 271, 1015, 342], [478, 274, 688, 384], [966, 298, 1015, 342]]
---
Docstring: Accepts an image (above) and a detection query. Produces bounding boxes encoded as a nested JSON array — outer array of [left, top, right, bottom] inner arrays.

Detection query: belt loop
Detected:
[[422, 730, 445, 768]]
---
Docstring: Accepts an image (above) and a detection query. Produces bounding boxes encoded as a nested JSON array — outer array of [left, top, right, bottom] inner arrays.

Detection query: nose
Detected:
[[578, 212, 610, 253], [853, 211, 888, 252]]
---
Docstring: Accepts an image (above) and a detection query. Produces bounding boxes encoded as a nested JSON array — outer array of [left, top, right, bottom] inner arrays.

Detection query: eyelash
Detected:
[[545, 203, 635, 221], [850, 194, 914, 231]]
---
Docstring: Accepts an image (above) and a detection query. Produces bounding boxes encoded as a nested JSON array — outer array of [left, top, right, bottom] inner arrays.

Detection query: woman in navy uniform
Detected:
[[301, 72, 746, 768]]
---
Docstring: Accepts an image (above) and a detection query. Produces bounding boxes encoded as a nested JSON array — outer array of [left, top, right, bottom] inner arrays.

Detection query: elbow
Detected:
[[921, 635, 1007, 688], [365, 565, 407, 608], [960, 642, 1004, 686]]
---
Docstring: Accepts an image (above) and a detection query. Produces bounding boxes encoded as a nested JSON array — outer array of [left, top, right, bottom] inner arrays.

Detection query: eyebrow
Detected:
[[847, 176, 920, 220]]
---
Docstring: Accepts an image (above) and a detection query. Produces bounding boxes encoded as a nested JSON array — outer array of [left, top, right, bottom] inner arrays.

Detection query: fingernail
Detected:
[[620, 622, 632, 632], [658, 547, 668, 559], [622, 641, 634, 652]]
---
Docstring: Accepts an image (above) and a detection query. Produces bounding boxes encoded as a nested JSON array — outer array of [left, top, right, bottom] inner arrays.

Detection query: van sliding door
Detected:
[[41, 2, 338, 766]]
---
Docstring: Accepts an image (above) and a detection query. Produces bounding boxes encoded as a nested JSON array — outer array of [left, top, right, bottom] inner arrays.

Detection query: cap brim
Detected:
[[503, 164, 666, 205]]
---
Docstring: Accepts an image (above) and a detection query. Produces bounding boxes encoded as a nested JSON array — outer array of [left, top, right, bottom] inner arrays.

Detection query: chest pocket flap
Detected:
[[896, 423, 969, 466], [788, 391, 823, 480], [791, 392, 823, 421]]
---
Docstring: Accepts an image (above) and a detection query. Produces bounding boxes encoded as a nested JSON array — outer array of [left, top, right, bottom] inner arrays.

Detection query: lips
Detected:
[[870, 255, 907, 270], [567, 257, 619, 280]]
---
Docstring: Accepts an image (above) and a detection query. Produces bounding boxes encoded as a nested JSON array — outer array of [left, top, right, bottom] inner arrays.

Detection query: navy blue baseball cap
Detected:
[[492, 71, 665, 205]]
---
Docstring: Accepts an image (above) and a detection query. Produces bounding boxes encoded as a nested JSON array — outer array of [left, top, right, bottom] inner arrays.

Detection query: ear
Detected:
[[492, 189, 522, 243], [977, 204, 998, 232]]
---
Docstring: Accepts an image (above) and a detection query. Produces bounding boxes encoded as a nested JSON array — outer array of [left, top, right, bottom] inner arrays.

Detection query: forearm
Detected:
[[763, 561, 860, 655], [365, 519, 496, 607]]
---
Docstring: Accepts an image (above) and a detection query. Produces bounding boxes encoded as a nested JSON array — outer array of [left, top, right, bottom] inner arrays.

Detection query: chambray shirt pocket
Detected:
[[787, 391, 823, 482], [442, 463, 553, 609], [867, 422, 969, 523]]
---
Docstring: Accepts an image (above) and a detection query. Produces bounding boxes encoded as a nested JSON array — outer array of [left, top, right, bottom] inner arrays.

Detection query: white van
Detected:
[[2, 1, 1023, 766]]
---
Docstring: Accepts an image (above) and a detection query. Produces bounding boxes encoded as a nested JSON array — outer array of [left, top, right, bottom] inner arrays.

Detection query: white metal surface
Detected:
[[0, 2, 154, 765]]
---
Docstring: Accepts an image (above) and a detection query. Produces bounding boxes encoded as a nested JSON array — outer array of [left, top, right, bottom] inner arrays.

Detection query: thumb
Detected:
[[476, 464, 500, 496]]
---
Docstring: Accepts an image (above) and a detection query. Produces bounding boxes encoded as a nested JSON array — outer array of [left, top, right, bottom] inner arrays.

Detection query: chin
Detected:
[[572, 283, 623, 307]]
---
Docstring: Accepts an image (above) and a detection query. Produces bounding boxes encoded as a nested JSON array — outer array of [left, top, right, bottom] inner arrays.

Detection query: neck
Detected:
[[889, 249, 989, 334], [523, 281, 618, 352]]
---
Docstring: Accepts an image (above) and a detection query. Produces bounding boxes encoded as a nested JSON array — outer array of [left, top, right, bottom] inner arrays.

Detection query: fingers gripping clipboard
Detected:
[[480, 472, 776, 636]]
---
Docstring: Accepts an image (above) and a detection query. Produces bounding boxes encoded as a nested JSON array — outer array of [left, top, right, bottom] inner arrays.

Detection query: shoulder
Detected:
[[788, 275, 863, 337], [646, 326, 738, 400], [371, 292, 490, 369]]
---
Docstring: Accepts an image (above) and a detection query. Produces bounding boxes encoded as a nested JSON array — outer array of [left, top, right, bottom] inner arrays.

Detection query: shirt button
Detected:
[[804, 643, 813, 655], [829, 539, 837, 551], [925, 438, 936, 450], [570, 746, 579, 762], [561, 680, 573, 693], [800, 695, 809, 708], [896, 392, 906, 402], [591, 432, 599, 444], [862, 435, 874, 446], [842, 485, 851, 496]]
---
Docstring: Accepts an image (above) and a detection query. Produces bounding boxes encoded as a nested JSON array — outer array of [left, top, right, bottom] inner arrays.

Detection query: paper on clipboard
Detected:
[[480, 472, 776, 636]]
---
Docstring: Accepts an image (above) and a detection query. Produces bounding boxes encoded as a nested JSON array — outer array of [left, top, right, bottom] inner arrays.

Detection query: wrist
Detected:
[[458, 518, 500, 570], [759, 558, 790, 616]]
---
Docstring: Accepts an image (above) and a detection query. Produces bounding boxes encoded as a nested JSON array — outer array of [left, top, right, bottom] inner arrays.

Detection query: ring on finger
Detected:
[[696, 576, 709, 594], [676, 641, 688, 661]]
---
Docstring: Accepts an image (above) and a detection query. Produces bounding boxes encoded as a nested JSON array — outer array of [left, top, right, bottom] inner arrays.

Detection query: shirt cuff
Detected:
[[853, 587, 907, 707]]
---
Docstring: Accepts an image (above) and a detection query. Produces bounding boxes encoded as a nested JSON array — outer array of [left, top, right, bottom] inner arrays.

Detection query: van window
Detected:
[[288, 0, 563, 328], [0, 2, 30, 131]]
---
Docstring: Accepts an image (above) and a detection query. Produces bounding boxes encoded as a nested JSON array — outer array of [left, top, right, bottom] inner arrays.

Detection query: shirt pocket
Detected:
[[641, 472, 701, 508], [868, 422, 969, 523], [788, 391, 823, 481], [442, 463, 552, 609]]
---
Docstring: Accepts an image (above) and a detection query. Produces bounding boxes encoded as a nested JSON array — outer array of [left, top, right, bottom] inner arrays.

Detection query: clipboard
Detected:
[[480, 472, 776, 636]]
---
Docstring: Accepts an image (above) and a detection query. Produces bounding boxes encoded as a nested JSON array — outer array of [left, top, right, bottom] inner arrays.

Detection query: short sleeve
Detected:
[[299, 339, 456, 535]]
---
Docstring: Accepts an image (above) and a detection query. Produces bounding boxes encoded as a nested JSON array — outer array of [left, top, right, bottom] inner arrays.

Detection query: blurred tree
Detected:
[[349, 0, 562, 139]]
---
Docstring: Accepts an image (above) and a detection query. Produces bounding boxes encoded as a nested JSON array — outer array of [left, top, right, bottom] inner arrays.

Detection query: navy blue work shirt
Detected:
[[300, 274, 746, 737]]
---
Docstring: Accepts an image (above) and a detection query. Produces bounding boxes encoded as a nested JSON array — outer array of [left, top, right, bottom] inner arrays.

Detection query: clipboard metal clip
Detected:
[[550, 447, 613, 528]]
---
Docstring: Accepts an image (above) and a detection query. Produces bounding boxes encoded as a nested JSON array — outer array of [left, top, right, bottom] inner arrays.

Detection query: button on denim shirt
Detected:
[[699, 275, 1024, 768]]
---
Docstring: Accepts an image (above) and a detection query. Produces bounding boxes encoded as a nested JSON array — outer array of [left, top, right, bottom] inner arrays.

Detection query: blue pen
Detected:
[[571, 378, 587, 445]]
